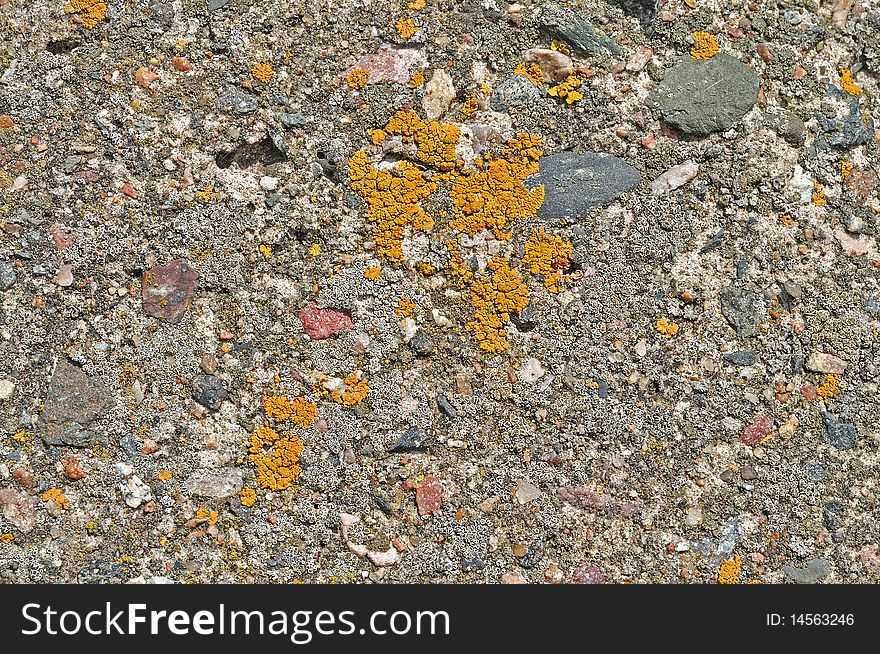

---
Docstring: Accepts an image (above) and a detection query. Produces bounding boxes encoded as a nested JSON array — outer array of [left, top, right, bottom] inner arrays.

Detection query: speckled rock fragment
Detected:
[[783, 558, 831, 583], [142, 259, 199, 324], [416, 476, 442, 515], [822, 413, 857, 450], [526, 151, 641, 223], [540, 3, 621, 55], [351, 47, 427, 84], [190, 374, 228, 411], [570, 562, 605, 584], [650, 54, 760, 134], [0, 489, 37, 532], [720, 286, 765, 338], [741, 415, 773, 446], [41, 359, 114, 446], [184, 468, 243, 498], [490, 75, 541, 113]]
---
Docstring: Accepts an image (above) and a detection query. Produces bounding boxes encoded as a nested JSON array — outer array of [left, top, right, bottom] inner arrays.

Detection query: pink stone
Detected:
[[570, 563, 605, 584], [741, 415, 773, 446], [142, 259, 199, 324], [500, 570, 528, 584], [298, 302, 353, 340], [0, 488, 37, 533], [350, 47, 427, 85], [416, 475, 442, 516], [835, 228, 872, 256], [50, 222, 76, 250], [800, 385, 818, 401]]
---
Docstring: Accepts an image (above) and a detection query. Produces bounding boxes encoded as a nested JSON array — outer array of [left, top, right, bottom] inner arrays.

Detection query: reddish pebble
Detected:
[[298, 302, 353, 340], [171, 56, 192, 72], [142, 259, 199, 324], [64, 459, 86, 480], [120, 181, 138, 199], [416, 475, 442, 516], [800, 385, 817, 401], [741, 415, 773, 446], [50, 222, 76, 250]]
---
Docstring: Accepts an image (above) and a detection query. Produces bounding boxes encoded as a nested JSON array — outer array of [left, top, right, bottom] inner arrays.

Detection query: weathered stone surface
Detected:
[[184, 468, 243, 498], [783, 558, 831, 583], [142, 259, 199, 324], [298, 302, 353, 340], [526, 151, 641, 223], [650, 54, 760, 134], [0, 259, 16, 291], [41, 359, 114, 446], [389, 427, 427, 452], [0, 489, 37, 533], [351, 47, 426, 84], [805, 352, 846, 374], [191, 374, 228, 411], [720, 287, 765, 338], [214, 85, 258, 114], [490, 75, 541, 113], [540, 3, 621, 55], [822, 413, 857, 450]]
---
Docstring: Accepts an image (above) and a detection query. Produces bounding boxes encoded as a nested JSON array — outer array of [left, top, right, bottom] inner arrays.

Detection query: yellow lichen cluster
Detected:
[[523, 227, 572, 293], [816, 374, 842, 403], [449, 134, 544, 239], [655, 317, 680, 338], [156, 470, 172, 481], [264, 395, 293, 421], [249, 425, 304, 491], [0, 533, 13, 544], [409, 71, 426, 87], [717, 556, 742, 584], [384, 110, 461, 172], [348, 150, 436, 261], [346, 68, 370, 90], [239, 488, 257, 507], [64, 0, 106, 29], [514, 62, 544, 86], [195, 507, 219, 524], [395, 18, 417, 39], [250, 62, 275, 83], [467, 257, 529, 353], [363, 266, 381, 280], [548, 74, 583, 104], [812, 181, 827, 206], [838, 68, 861, 96], [289, 397, 318, 428], [330, 374, 369, 406], [309, 243, 321, 257], [840, 161, 853, 178], [461, 95, 478, 117], [690, 31, 720, 60], [41, 488, 70, 510], [395, 296, 416, 318]]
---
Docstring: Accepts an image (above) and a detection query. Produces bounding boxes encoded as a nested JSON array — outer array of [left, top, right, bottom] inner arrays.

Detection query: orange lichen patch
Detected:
[[467, 256, 529, 353], [370, 129, 387, 145], [407, 0, 426, 9], [409, 71, 425, 87], [446, 238, 474, 282], [251, 62, 275, 83], [239, 488, 257, 507], [840, 161, 853, 178], [264, 395, 294, 421], [348, 149, 437, 261], [346, 68, 370, 90], [654, 317, 679, 338], [395, 296, 416, 318], [249, 425, 304, 491], [449, 134, 544, 238], [330, 373, 370, 406], [195, 507, 219, 524], [416, 261, 435, 275], [816, 374, 843, 403], [0, 533, 12, 544], [548, 74, 583, 104], [395, 17, 417, 39], [778, 213, 793, 227], [462, 95, 478, 117], [523, 227, 572, 293], [156, 470, 172, 481], [289, 397, 318, 428], [838, 68, 861, 96], [514, 62, 544, 86], [812, 181, 827, 206], [64, 0, 107, 28], [364, 266, 381, 280], [0, 115, 13, 129], [717, 556, 742, 584], [690, 31, 720, 60], [259, 243, 273, 258], [309, 243, 322, 257], [381, 111, 461, 172], [41, 488, 70, 510]]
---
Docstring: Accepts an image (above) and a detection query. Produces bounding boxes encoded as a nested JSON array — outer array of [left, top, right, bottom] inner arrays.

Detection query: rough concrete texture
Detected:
[[0, 0, 879, 585]]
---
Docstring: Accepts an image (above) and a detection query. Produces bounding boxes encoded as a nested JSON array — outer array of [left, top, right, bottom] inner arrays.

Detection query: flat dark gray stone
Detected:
[[720, 287, 765, 338], [526, 151, 641, 223], [650, 54, 760, 134]]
